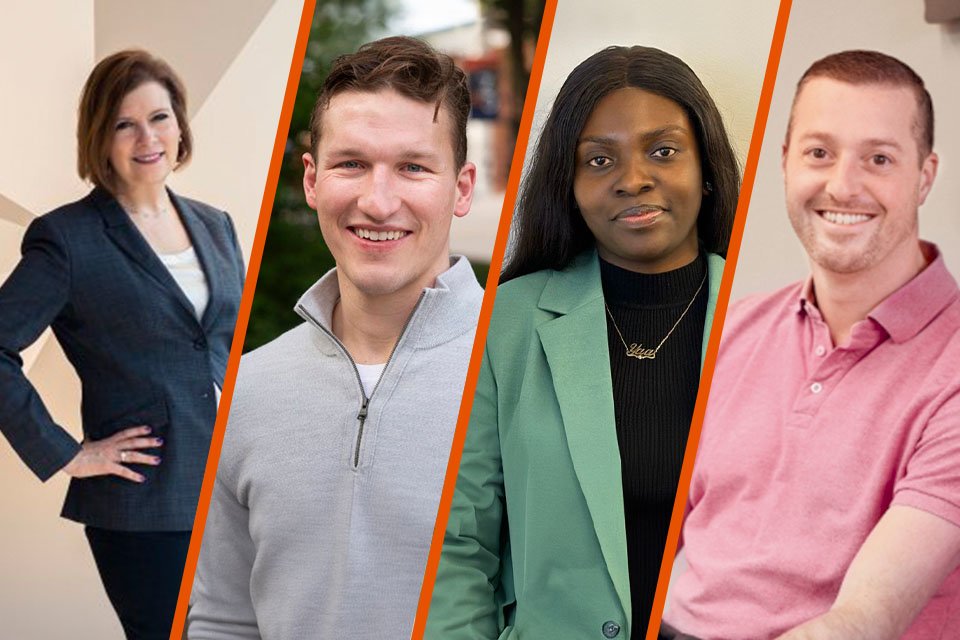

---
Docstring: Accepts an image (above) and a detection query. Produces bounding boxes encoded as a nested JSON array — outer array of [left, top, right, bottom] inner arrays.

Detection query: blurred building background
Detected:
[[244, 0, 544, 350]]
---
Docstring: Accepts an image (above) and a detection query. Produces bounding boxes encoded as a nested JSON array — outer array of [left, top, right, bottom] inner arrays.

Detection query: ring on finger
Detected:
[[119, 450, 127, 463]]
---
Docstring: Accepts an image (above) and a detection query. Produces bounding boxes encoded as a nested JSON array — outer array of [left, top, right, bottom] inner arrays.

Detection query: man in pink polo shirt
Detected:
[[663, 50, 960, 639]]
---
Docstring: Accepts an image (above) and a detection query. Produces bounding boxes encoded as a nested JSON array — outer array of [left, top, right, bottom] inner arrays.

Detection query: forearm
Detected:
[[779, 505, 960, 640], [776, 604, 895, 640]]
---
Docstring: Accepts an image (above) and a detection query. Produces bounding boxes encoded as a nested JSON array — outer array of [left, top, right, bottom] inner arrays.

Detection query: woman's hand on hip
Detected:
[[62, 426, 163, 482]]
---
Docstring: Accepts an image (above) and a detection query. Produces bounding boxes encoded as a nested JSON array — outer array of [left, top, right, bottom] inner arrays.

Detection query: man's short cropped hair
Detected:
[[786, 50, 934, 159], [309, 36, 471, 168]]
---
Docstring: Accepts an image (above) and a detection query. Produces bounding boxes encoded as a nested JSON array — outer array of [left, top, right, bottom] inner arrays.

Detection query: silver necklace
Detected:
[[117, 197, 169, 220]]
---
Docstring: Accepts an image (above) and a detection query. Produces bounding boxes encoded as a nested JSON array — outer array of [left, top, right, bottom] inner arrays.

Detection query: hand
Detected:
[[62, 425, 163, 483]]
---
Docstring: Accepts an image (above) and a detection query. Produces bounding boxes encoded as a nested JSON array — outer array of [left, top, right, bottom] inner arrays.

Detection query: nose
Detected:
[[824, 155, 863, 202], [357, 166, 401, 219], [135, 122, 158, 143], [615, 153, 655, 197]]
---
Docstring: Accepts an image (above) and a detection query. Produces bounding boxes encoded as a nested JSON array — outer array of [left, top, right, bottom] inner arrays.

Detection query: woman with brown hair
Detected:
[[0, 50, 244, 639]]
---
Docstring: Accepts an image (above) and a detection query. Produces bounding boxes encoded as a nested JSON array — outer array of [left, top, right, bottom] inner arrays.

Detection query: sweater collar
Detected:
[[294, 255, 483, 351], [600, 252, 707, 307]]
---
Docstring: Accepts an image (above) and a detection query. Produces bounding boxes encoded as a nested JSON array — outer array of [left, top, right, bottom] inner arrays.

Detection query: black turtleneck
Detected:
[[600, 252, 707, 639]]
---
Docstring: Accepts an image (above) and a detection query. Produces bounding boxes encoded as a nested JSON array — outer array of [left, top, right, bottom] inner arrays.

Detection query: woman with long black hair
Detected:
[[426, 46, 740, 639]]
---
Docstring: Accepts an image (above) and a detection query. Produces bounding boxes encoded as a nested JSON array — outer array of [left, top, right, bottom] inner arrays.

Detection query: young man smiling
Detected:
[[663, 51, 960, 640], [187, 37, 482, 639]]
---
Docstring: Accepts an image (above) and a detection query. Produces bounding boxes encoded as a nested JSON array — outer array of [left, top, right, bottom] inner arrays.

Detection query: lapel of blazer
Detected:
[[170, 190, 223, 330], [535, 251, 632, 616], [97, 187, 201, 326], [701, 253, 725, 365]]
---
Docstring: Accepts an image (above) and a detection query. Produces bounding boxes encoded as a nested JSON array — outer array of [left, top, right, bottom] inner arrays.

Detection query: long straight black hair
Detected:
[[501, 46, 741, 282]]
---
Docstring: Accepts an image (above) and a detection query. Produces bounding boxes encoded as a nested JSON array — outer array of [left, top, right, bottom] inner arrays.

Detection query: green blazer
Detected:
[[425, 250, 724, 640]]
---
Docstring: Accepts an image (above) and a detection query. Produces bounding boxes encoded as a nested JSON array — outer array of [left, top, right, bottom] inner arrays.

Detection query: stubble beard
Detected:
[[786, 199, 919, 275]]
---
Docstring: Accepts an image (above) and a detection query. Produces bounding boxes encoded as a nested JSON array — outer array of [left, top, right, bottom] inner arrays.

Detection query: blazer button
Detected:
[[193, 337, 208, 351], [602, 621, 621, 638]]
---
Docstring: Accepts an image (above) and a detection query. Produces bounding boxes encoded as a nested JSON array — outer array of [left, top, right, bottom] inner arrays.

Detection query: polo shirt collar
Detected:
[[794, 242, 959, 343], [870, 243, 959, 343]]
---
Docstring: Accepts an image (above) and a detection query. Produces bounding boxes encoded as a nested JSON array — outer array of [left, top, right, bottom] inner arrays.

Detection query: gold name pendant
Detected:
[[626, 343, 657, 360], [604, 271, 707, 364]]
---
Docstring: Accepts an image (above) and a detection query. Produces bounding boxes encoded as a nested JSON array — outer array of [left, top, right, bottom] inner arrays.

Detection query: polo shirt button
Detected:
[[815, 345, 826, 356], [811, 382, 823, 394], [602, 620, 621, 637]]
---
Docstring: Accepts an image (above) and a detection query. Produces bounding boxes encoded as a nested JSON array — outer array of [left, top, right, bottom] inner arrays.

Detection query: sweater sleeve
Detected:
[[188, 473, 261, 639], [0, 215, 81, 480], [424, 348, 513, 639]]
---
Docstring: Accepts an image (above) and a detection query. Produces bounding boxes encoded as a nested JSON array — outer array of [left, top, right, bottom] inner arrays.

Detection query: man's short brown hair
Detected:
[[308, 36, 471, 168], [77, 49, 191, 193], [786, 50, 934, 160]]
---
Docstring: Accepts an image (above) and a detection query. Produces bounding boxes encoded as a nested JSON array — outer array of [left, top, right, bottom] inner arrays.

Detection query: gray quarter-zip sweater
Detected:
[[188, 256, 482, 639]]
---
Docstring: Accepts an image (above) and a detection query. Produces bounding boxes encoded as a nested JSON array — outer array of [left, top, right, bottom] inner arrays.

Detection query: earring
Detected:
[[704, 181, 714, 193]]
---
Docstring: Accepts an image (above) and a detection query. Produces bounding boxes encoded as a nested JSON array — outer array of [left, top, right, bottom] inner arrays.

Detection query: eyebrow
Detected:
[[116, 108, 171, 120], [324, 147, 443, 162], [577, 125, 689, 147], [399, 150, 443, 162], [798, 131, 904, 151]]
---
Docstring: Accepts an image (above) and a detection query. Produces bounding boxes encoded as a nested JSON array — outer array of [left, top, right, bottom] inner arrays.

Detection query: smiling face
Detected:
[[108, 81, 181, 195], [573, 87, 704, 274], [783, 77, 937, 276], [303, 88, 475, 301]]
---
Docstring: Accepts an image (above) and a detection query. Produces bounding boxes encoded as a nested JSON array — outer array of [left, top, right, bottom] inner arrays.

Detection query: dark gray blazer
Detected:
[[0, 187, 244, 531]]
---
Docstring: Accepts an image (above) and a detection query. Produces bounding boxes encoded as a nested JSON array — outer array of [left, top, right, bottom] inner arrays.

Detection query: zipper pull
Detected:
[[357, 399, 368, 421]]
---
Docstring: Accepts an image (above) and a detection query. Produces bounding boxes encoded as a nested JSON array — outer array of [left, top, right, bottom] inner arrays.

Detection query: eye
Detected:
[[404, 163, 426, 173], [115, 120, 133, 131], [871, 154, 891, 166], [151, 112, 170, 122], [651, 146, 677, 159], [337, 160, 362, 170], [810, 148, 827, 159], [587, 155, 612, 168]]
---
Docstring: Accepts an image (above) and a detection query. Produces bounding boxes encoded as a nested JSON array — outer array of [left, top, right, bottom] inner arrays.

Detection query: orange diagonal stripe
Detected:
[[408, 1, 560, 637], [643, 2, 795, 639], [167, 2, 317, 638]]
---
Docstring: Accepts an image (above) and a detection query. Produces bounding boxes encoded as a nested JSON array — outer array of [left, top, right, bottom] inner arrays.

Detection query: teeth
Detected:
[[821, 211, 872, 225], [353, 228, 408, 241]]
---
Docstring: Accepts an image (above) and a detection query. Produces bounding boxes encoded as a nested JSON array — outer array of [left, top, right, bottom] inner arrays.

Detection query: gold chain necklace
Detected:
[[604, 271, 707, 361]]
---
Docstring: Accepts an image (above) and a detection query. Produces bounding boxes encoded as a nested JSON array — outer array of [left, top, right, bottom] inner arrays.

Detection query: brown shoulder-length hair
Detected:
[[77, 49, 191, 192]]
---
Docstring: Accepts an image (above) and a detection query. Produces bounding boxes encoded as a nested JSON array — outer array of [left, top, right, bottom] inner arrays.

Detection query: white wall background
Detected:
[[0, 1, 303, 637], [731, 1, 960, 300]]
